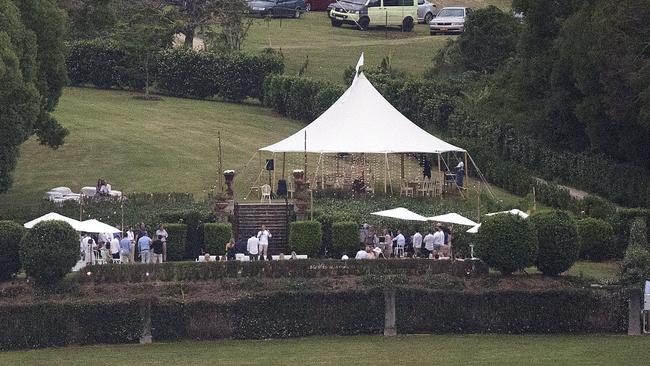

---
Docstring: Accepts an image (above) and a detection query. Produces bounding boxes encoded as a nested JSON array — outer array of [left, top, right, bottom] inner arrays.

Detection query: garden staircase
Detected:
[[234, 202, 292, 255]]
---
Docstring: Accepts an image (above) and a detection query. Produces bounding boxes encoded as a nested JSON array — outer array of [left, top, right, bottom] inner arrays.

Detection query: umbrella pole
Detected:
[[384, 153, 388, 194]]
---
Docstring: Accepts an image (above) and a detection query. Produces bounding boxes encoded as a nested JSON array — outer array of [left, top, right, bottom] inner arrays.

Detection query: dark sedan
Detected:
[[248, 0, 306, 18]]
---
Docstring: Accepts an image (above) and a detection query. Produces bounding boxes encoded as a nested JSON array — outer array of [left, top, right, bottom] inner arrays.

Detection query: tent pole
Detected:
[[464, 152, 469, 198], [384, 153, 388, 193], [321, 153, 324, 189], [282, 152, 286, 180], [272, 152, 276, 195], [400, 153, 404, 180], [386, 154, 393, 194], [218, 131, 223, 193], [304, 131, 307, 178]]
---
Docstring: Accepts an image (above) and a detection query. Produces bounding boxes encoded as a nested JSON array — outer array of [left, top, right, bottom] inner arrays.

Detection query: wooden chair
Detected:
[[400, 180, 414, 197], [260, 184, 271, 203]]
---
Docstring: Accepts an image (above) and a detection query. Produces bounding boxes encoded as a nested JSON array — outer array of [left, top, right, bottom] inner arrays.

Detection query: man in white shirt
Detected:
[[423, 229, 435, 257], [355, 248, 368, 260], [412, 230, 423, 258], [109, 235, 120, 261], [257, 225, 272, 261], [156, 224, 169, 261], [432, 225, 446, 255], [392, 229, 405, 258], [247, 234, 259, 260]]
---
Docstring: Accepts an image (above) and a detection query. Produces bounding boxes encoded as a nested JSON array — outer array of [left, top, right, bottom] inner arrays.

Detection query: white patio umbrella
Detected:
[[371, 207, 428, 221], [23, 212, 83, 231], [77, 219, 121, 234], [427, 213, 478, 227], [466, 208, 529, 233]]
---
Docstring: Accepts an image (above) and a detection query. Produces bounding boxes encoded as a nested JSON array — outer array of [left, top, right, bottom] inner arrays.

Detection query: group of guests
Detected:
[[201, 224, 273, 261], [352, 223, 453, 260], [80, 223, 169, 264]]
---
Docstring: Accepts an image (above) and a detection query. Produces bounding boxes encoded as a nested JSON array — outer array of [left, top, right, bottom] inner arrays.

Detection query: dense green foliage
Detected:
[[331, 221, 359, 257], [19, 220, 78, 286], [203, 223, 232, 255], [0, 288, 628, 350], [0, 220, 25, 280], [457, 6, 519, 73], [475, 214, 538, 275], [66, 38, 133, 88], [576, 218, 613, 261], [289, 221, 322, 258], [0, 0, 69, 193], [164, 223, 187, 261], [619, 217, 650, 285], [628, 217, 648, 251], [529, 211, 578, 276]]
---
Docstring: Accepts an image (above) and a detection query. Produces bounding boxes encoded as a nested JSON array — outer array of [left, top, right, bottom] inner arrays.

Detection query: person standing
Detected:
[[155, 224, 168, 261], [247, 234, 259, 260], [392, 229, 405, 258], [382, 229, 393, 258], [257, 225, 272, 261], [432, 225, 446, 256], [423, 229, 435, 258], [119, 234, 132, 263], [138, 232, 152, 263], [412, 230, 423, 258], [109, 234, 120, 262], [225, 239, 236, 261], [151, 235, 164, 263]]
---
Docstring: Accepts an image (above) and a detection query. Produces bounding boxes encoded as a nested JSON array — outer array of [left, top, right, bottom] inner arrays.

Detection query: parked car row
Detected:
[[246, 0, 473, 36]]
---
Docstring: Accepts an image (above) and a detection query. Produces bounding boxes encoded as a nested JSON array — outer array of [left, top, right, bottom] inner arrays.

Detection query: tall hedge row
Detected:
[[331, 221, 360, 257], [289, 221, 323, 258], [203, 223, 232, 255], [164, 224, 187, 261], [66, 40, 284, 101], [0, 221, 26, 280]]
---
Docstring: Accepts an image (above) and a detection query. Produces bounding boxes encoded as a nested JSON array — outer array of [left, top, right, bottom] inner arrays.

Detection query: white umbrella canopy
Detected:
[[78, 219, 121, 234], [466, 208, 529, 233], [427, 213, 478, 227], [371, 207, 428, 221], [24, 212, 83, 230]]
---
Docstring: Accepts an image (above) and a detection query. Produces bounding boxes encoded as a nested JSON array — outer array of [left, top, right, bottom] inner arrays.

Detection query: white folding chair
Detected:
[[287, 181, 295, 198], [260, 184, 271, 203], [400, 180, 413, 197]]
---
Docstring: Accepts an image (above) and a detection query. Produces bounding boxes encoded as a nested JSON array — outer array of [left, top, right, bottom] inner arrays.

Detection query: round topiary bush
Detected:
[[331, 221, 359, 258], [203, 223, 232, 255], [576, 218, 613, 261], [289, 220, 322, 258], [0, 220, 26, 281], [19, 220, 79, 286], [529, 210, 579, 276], [475, 214, 537, 275]]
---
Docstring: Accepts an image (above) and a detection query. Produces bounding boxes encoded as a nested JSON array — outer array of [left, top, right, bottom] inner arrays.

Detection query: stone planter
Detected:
[[223, 170, 235, 197]]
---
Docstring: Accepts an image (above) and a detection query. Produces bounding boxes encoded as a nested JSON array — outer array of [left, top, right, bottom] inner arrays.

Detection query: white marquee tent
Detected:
[[260, 72, 465, 155], [77, 219, 121, 234], [466, 209, 529, 233], [371, 207, 428, 221], [23, 212, 83, 231], [427, 213, 478, 227]]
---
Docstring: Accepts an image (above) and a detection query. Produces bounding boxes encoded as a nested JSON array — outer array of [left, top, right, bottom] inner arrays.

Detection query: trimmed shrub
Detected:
[[629, 217, 648, 251], [529, 210, 578, 276], [610, 208, 650, 258], [289, 221, 322, 258], [164, 224, 187, 261], [619, 245, 650, 286], [19, 221, 79, 286], [579, 196, 615, 220], [576, 218, 613, 261], [66, 38, 129, 88], [203, 223, 232, 255], [475, 214, 538, 275], [331, 221, 360, 257], [0, 221, 26, 280], [156, 47, 217, 99]]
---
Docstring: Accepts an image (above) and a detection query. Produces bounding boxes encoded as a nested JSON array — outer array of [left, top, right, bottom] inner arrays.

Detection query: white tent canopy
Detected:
[[78, 219, 121, 234], [260, 72, 465, 154], [427, 213, 478, 227], [23, 212, 83, 230], [371, 207, 428, 221], [466, 209, 529, 233]]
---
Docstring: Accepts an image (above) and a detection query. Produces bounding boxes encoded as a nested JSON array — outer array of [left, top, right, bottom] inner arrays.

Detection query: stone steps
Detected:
[[234, 203, 292, 255]]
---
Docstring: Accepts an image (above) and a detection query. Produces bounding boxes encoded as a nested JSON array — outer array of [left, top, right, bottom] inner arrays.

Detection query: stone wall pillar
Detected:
[[628, 289, 641, 336], [140, 298, 153, 344], [384, 289, 396, 336]]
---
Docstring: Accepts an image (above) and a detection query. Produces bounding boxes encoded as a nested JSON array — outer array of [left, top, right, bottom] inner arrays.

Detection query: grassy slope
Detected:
[[243, 1, 512, 82], [2, 335, 649, 365]]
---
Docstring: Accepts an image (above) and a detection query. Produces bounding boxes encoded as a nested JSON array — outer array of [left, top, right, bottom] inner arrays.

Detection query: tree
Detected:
[[457, 6, 519, 73], [115, 3, 175, 97], [0, 0, 69, 193]]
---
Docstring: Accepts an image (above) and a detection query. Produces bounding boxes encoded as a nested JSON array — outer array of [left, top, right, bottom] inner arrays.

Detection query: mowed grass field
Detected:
[[243, 1, 512, 82], [2, 335, 649, 366]]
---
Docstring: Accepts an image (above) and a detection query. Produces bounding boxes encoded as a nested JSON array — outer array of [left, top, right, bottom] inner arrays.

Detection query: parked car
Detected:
[[429, 6, 472, 35], [305, 0, 337, 11], [417, 0, 436, 24], [248, 0, 306, 18], [327, 0, 418, 31]]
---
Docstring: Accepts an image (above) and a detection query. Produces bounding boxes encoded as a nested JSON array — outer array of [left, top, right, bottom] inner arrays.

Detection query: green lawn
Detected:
[[2, 335, 649, 365], [243, 0, 513, 82]]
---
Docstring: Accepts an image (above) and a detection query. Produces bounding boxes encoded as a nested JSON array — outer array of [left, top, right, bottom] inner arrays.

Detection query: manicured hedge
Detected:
[[66, 38, 132, 88], [0, 287, 630, 349], [289, 221, 323, 258], [475, 214, 538, 275], [529, 210, 578, 276], [331, 222, 360, 257], [576, 218, 613, 261], [20, 221, 79, 286], [610, 208, 650, 258], [0, 220, 26, 281], [203, 223, 232, 255], [164, 224, 187, 261], [76, 259, 489, 283]]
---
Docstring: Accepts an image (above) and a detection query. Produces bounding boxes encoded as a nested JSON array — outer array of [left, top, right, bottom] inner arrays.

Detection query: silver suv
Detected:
[[417, 0, 436, 24], [429, 6, 472, 35]]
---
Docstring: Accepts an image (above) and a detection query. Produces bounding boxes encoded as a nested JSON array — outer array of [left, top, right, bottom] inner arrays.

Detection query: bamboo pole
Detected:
[[400, 154, 405, 180]]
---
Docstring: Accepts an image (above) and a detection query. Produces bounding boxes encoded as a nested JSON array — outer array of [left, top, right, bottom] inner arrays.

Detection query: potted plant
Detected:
[[212, 191, 230, 211], [223, 170, 236, 197]]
